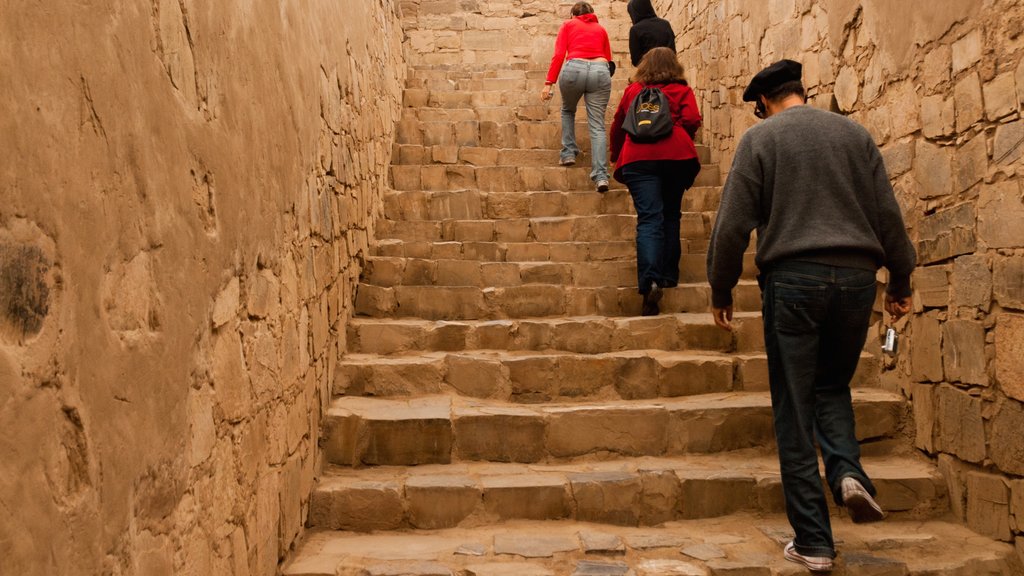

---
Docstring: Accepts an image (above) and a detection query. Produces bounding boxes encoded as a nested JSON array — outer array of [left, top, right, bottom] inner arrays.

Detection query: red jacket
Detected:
[[546, 14, 613, 84], [610, 81, 703, 181]]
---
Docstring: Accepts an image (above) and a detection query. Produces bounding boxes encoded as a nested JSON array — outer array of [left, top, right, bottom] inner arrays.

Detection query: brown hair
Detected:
[[634, 47, 686, 85], [571, 2, 594, 16]]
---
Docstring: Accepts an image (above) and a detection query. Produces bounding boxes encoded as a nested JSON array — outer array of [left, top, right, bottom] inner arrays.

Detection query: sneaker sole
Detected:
[[784, 548, 833, 572], [845, 491, 885, 523]]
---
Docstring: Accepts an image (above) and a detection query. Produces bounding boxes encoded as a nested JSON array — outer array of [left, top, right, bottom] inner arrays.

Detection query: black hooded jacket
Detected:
[[627, 0, 677, 66]]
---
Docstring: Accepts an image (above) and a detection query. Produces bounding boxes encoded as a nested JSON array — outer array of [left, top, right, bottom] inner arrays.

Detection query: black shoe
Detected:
[[641, 282, 663, 316]]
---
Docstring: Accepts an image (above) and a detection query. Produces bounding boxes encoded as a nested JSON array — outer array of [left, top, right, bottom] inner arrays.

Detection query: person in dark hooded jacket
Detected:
[[627, 0, 676, 67]]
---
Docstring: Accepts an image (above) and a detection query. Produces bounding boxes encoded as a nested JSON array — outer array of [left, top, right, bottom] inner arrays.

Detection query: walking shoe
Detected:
[[784, 541, 833, 573], [841, 476, 885, 523], [596, 179, 609, 193], [559, 156, 576, 166], [641, 281, 662, 316]]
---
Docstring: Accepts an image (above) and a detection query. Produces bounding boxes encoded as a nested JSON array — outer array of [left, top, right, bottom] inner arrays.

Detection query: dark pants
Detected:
[[620, 159, 700, 294], [760, 261, 878, 559]]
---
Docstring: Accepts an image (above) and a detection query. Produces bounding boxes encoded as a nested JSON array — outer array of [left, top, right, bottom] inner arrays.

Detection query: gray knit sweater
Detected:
[[706, 105, 916, 308]]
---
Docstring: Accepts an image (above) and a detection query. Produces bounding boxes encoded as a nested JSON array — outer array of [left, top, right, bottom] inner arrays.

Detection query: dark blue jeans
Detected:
[[620, 160, 700, 294], [761, 261, 878, 559]]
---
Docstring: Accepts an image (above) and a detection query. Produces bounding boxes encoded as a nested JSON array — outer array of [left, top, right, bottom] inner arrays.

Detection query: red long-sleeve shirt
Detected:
[[545, 14, 613, 84], [610, 81, 703, 181]]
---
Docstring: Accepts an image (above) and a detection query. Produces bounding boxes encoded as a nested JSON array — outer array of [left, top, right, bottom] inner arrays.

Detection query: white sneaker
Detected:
[[784, 541, 833, 572], [841, 476, 885, 523], [596, 180, 609, 193]]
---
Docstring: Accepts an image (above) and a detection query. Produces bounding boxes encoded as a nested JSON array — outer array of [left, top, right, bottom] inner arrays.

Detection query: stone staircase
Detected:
[[282, 32, 1018, 576]]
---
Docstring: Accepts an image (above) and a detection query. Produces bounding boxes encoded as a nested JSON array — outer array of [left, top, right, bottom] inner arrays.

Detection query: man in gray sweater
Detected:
[[706, 60, 915, 572]]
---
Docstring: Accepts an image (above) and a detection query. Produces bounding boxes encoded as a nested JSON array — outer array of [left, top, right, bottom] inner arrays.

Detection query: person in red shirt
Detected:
[[610, 47, 702, 315], [541, 2, 614, 192]]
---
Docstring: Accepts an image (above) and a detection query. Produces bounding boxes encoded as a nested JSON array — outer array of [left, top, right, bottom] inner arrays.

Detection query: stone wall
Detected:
[[399, 0, 632, 71], [0, 1, 404, 575], [655, 0, 1024, 555]]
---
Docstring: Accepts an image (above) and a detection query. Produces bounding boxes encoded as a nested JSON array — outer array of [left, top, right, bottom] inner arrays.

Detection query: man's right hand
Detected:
[[712, 305, 734, 331], [884, 294, 912, 320]]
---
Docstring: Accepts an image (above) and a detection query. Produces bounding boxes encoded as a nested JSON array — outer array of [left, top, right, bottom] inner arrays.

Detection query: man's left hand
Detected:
[[712, 305, 734, 331]]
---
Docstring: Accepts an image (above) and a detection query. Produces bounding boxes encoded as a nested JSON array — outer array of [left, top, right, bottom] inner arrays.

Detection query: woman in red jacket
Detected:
[[610, 47, 702, 315], [542, 2, 613, 192]]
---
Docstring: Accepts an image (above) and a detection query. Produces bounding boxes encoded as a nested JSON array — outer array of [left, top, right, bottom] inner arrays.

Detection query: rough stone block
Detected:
[[545, 406, 668, 457], [920, 94, 955, 139], [569, 471, 643, 526], [952, 30, 983, 75], [938, 453, 971, 522], [911, 383, 935, 453], [913, 140, 953, 199], [991, 400, 1024, 476], [951, 254, 992, 310], [917, 203, 977, 264], [406, 475, 480, 529], [967, 471, 1012, 541], [481, 475, 569, 520], [943, 320, 988, 386], [954, 72, 984, 131], [995, 313, 1024, 403], [994, 120, 1024, 166], [934, 384, 986, 463], [453, 407, 545, 462], [677, 474, 755, 518], [994, 256, 1024, 310], [910, 312, 944, 382], [922, 45, 951, 91], [492, 534, 578, 558], [841, 554, 908, 576], [954, 133, 988, 194], [882, 139, 915, 178], [308, 481, 404, 531], [984, 71, 1018, 120], [978, 181, 1024, 248], [914, 265, 950, 308]]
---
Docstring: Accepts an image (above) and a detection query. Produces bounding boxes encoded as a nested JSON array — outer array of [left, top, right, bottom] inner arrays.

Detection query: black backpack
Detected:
[[623, 86, 674, 143]]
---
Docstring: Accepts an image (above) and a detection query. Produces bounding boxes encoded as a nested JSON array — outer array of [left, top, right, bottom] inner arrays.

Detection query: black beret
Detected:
[[742, 59, 803, 102]]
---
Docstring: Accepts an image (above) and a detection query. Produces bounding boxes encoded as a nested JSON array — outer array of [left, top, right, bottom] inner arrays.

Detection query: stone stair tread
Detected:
[[328, 388, 901, 418], [334, 348, 880, 402], [346, 312, 766, 355], [328, 388, 902, 420], [316, 450, 934, 486], [284, 514, 1016, 576], [371, 240, 754, 263]]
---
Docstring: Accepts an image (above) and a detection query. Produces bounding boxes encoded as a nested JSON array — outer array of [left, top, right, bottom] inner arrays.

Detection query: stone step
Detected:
[[353, 282, 763, 320], [346, 312, 766, 355], [305, 452, 938, 532], [390, 164, 722, 192], [322, 390, 904, 467], [335, 350, 881, 403], [371, 241, 756, 269], [382, 187, 722, 220], [374, 213, 718, 243], [399, 103, 602, 125], [361, 257, 756, 288], [392, 142, 714, 167], [400, 87, 632, 113], [285, 515, 1018, 576]]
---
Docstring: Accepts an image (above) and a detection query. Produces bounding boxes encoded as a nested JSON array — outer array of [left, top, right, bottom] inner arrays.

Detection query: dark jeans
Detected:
[[620, 159, 700, 294], [760, 261, 878, 559]]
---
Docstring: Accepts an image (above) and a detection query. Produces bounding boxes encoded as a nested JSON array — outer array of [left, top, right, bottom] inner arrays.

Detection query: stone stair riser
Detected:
[[391, 165, 722, 192], [306, 466, 943, 532], [393, 142, 714, 167], [353, 283, 764, 319], [335, 353, 881, 401], [374, 213, 718, 243], [322, 396, 903, 467], [382, 188, 722, 220], [362, 258, 758, 287], [346, 314, 766, 355]]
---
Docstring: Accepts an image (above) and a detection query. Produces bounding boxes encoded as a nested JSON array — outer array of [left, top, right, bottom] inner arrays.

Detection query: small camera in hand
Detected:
[[882, 327, 899, 356]]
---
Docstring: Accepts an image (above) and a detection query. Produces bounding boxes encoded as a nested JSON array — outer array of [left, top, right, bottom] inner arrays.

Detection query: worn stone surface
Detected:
[[967, 472, 1013, 542], [910, 313, 944, 382], [0, 1, 405, 574], [933, 385, 986, 463], [942, 320, 988, 386], [951, 255, 992, 310], [994, 257, 1024, 311], [995, 314, 1024, 403]]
